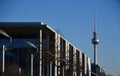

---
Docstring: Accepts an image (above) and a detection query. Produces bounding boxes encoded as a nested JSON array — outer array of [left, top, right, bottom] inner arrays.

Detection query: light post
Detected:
[[0, 29, 12, 76], [25, 41, 38, 76]]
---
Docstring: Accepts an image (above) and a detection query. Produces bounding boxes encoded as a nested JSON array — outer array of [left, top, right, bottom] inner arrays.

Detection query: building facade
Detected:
[[0, 22, 104, 76]]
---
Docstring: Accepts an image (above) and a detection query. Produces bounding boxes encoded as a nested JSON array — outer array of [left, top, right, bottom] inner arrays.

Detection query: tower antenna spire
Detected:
[[94, 8, 96, 32]]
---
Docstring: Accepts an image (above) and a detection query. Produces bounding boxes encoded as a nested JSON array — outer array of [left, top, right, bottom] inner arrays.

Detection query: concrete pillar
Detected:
[[39, 30, 42, 76]]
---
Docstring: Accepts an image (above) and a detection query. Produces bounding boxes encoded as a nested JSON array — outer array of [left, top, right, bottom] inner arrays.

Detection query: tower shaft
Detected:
[[94, 45, 97, 65]]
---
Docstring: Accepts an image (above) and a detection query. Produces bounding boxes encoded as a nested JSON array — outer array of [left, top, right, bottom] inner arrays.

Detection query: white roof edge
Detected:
[[46, 25, 57, 33]]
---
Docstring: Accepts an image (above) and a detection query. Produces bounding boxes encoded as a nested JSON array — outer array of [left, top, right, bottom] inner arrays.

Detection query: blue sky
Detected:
[[0, 0, 120, 75]]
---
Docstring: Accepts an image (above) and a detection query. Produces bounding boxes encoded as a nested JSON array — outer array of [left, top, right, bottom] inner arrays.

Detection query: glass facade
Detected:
[[0, 38, 39, 76]]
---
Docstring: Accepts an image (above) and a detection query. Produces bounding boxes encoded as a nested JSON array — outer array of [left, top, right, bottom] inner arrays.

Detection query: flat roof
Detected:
[[0, 22, 46, 28], [0, 22, 49, 38]]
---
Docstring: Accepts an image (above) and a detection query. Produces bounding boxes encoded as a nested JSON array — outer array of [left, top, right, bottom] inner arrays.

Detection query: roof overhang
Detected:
[[0, 22, 48, 38]]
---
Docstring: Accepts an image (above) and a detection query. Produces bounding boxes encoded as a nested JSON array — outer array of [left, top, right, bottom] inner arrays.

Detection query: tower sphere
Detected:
[[92, 38, 99, 45]]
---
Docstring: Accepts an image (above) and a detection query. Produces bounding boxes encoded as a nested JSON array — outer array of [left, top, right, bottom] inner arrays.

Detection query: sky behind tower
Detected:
[[0, 0, 120, 75]]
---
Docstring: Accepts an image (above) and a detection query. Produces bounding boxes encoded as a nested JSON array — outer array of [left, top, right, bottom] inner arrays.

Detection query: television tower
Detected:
[[91, 9, 99, 65]]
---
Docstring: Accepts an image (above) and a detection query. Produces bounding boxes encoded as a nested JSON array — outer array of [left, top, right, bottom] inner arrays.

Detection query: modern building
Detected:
[[91, 64, 106, 76], [0, 22, 104, 76]]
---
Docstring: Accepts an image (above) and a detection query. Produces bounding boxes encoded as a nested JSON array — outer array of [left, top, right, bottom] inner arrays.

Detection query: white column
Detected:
[[50, 62, 52, 76], [88, 58, 91, 76], [73, 47, 76, 76], [65, 41, 69, 70], [31, 54, 34, 76], [2, 45, 5, 76], [57, 34, 61, 75], [55, 33, 58, 76], [84, 55, 87, 75], [39, 30, 42, 76], [79, 51, 82, 76]]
